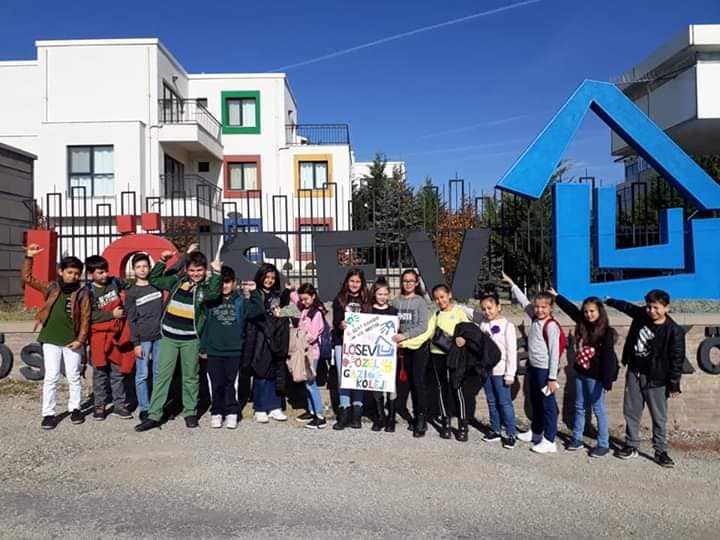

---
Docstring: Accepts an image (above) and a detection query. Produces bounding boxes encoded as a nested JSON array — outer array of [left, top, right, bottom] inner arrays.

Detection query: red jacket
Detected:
[[89, 292, 136, 374]]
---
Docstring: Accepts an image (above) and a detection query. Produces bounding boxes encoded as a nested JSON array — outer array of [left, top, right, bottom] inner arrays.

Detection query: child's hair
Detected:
[[431, 284, 451, 296], [60, 256, 84, 272], [254, 263, 280, 293], [645, 289, 670, 306], [85, 255, 109, 273], [187, 251, 208, 269], [298, 282, 327, 314], [370, 278, 391, 305], [480, 293, 500, 305], [400, 269, 424, 296], [131, 253, 151, 268], [535, 291, 555, 304], [576, 296, 610, 347], [338, 268, 369, 309], [221, 265, 236, 283]]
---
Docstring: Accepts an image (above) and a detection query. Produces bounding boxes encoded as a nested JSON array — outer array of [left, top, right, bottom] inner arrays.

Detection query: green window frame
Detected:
[[221, 91, 261, 134]]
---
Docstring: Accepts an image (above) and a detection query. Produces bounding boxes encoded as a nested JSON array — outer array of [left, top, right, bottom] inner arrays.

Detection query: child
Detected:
[[135, 250, 222, 431], [369, 279, 399, 432], [550, 289, 617, 457], [201, 266, 263, 429], [477, 294, 518, 449], [502, 272, 562, 454], [607, 290, 684, 468], [285, 282, 328, 429], [332, 268, 370, 430], [21, 244, 90, 430], [85, 255, 133, 420], [392, 269, 431, 437]]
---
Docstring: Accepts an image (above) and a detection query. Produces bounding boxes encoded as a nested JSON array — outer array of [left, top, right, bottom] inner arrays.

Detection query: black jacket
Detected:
[[446, 322, 501, 389], [242, 290, 289, 384], [555, 295, 618, 391], [606, 298, 685, 393]]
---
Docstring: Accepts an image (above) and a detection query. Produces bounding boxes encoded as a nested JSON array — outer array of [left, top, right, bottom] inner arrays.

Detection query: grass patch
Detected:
[[0, 378, 41, 398], [0, 300, 36, 321]]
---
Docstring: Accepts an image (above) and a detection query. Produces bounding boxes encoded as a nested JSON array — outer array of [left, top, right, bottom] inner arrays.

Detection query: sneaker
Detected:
[[225, 414, 238, 429], [305, 416, 327, 430], [654, 451, 675, 468], [517, 430, 542, 444], [616, 446, 638, 460], [482, 431, 502, 443], [135, 418, 160, 432], [296, 412, 314, 423], [70, 409, 85, 425], [268, 408, 288, 422], [93, 406, 106, 421], [502, 436, 517, 449], [531, 438, 558, 454], [210, 415, 223, 429], [41, 415, 57, 430], [589, 446, 610, 458], [184, 415, 199, 428], [111, 406, 133, 420], [139, 410, 149, 422], [254, 411, 269, 424], [566, 439, 583, 451]]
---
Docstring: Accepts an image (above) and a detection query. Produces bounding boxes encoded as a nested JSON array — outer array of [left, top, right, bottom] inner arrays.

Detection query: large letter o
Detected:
[[101, 234, 179, 278]]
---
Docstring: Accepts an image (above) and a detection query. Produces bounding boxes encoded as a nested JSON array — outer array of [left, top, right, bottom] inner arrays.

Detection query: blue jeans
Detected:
[[573, 373, 609, 448], [484, 375, 516, 436], [306, 357, 324, 416], [135, 339, 160, 412], [254, 377, 281, 413], [336, 345, 364, 408], [527, 366, 558, 442]]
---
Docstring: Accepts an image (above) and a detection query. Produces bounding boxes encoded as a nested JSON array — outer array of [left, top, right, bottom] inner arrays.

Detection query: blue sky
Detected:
[[1, 0, 719, 195]]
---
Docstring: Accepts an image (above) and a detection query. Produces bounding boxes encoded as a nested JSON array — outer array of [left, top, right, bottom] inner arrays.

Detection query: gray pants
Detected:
[[623, 370, 668, 452], [93, 362, 127, 408]]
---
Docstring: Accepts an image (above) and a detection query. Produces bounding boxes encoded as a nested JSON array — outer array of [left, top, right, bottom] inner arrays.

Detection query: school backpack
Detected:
[[542, 317, 567, 357], [319, 317, 333, 360]]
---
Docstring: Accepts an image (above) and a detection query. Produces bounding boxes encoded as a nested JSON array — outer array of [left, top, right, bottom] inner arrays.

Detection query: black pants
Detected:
[[395, 342, 430, 417], [431, 353, 479, 422], [237, 365, 253, 416], [206, 355, 240, 416]]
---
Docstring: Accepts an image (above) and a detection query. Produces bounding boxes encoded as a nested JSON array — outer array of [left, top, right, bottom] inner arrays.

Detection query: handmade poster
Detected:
[[340, 312, 399, 393]]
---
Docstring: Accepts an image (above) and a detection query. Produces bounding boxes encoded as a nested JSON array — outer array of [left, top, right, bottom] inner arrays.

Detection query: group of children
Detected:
[[20, 244, 686, 468]]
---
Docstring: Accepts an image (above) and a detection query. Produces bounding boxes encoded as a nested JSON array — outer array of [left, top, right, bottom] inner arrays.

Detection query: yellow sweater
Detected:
[[402, 304, 469, 354]]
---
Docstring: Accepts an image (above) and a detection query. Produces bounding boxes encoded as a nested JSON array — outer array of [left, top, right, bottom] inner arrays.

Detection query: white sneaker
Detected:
[[517, 430, 542, 444], [225, 414, 238, 429], [531, 438, 558, 454], [254, 411, 269, 424], [210, 415, 223, 429], [268, 408, 288, 421]]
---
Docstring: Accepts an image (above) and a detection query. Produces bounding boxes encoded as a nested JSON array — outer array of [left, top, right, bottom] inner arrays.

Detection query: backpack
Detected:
[[542, 318, 567, 357], [319, 317, 333, 360]]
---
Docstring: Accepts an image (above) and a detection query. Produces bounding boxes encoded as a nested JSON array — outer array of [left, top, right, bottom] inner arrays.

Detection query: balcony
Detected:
[[285, 124, 350, 146], [158, 174, 223, 223], [158, 99, 224, 160]]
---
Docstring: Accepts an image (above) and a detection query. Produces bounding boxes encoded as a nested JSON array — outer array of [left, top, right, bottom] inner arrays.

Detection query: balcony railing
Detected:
[[160, 174, 222, 207], [158, 99, 222, 141], [286, 124, 350, 146]]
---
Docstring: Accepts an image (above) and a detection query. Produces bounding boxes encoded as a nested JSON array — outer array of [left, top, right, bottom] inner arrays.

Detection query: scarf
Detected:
[[59, 281, 81, 295]]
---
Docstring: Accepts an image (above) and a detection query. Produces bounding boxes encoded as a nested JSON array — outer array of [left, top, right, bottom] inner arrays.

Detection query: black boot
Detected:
[[456, 420, 469, 442], [413, 413, 427, 438], [333, 407, 350, 431], [384, 401, 396, 433], [350, 404, 363, 429], [439, 416, 452, 439], [371, 398, 385, 432]]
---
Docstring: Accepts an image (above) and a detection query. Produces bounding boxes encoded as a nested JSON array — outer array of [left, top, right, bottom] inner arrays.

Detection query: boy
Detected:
[[502, 272, 562, 454], [85, 255, 133, 420], [135, 249, 222, 431], [200, 266, 263, 429], [606, 290, 684, 468], [21, 243, 91, 430]]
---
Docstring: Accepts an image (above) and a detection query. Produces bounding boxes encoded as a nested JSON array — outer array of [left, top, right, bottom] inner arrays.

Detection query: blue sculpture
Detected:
[[497, 80, 720, 300]]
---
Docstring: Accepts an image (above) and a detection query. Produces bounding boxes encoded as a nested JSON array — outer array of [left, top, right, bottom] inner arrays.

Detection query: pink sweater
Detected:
[[479, 318, 518, 379], [290, 291, 325, 359]]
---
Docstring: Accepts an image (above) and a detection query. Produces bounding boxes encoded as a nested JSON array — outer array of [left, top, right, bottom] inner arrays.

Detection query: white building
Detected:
[[0, 38, 355, 267], [352, 159, 406, 186]]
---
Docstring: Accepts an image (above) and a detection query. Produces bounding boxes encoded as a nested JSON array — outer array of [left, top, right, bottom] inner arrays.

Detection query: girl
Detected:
[[369, 279, 400, 432], [392, 269, 431, 437], [243, 263, 288, 424], [426, 284, 471, 441], [286, 283, 328, 429], [332, 268, 370, 430], [549, 288, 617, 457]]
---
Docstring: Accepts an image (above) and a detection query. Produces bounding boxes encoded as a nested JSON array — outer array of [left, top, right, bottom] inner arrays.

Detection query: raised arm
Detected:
[[148, 254, 180, 292], [20, 245, 51, 294], [554, 293, 583, 324], [502, 272, 533, 318], [605, 298, 647, 321]]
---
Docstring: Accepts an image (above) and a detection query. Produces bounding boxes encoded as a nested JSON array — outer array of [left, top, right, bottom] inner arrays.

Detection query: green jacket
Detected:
[[148, 260, 222, 338]]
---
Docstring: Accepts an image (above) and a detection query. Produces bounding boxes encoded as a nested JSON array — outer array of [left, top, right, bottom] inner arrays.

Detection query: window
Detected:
[[226, 98, 256, 128], [163, 155, 186, 196], [196, 98, 208, 108], [299, 161, 328, 190], [68, 145, 114, 197], [300, 223, 329, 255], [221, 91, 261, 134], [161, 84, 183, 123], [228, 162, 258, 191], [198, 161, 210, 173]]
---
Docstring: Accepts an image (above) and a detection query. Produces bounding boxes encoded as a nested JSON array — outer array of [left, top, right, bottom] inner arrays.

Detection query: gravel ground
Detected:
[[1, 383, 719, 540]]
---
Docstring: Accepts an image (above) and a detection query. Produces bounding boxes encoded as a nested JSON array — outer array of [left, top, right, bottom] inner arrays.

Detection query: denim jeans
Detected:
[[527, 365, 558, 442], [573, 373, 609, 448], [336, 345, 364, 408], [483, 375, 516, 436], [253, 377, 281, 413], [135, 339, 160, 412], [305, 357, 324, 416]]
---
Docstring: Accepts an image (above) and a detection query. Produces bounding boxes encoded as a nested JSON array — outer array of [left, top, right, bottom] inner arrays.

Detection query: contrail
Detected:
[[271, 0, 542, 71], [419, 115, 529, 139]]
